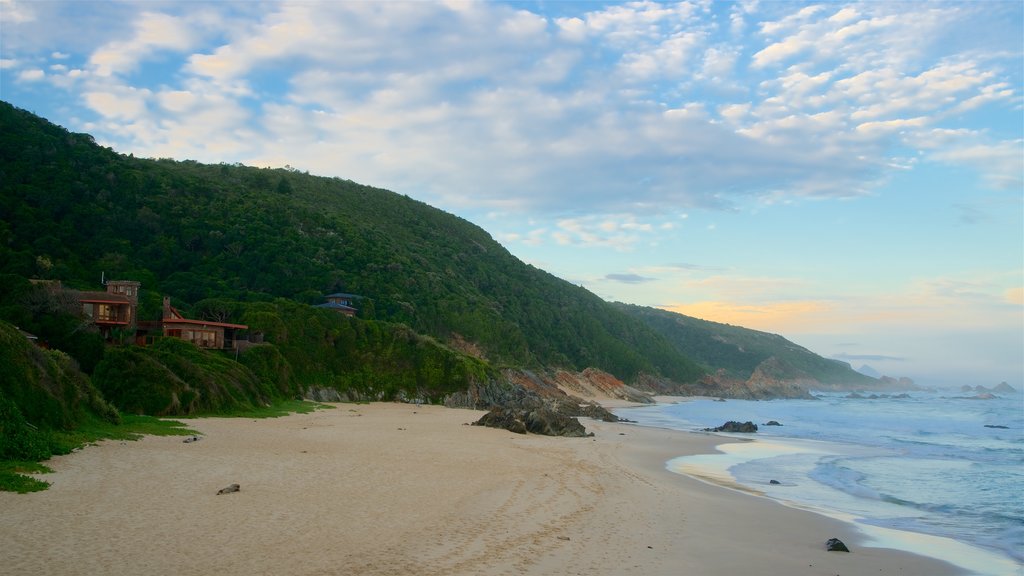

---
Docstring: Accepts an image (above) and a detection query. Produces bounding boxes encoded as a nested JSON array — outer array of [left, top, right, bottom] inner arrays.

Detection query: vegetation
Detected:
[[0, 101, 880, 491], [0, 101, 703, 384], [615, 303, 876, 386]]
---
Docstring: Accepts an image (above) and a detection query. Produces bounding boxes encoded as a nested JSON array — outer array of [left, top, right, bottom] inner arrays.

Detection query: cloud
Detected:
[[660, 300, 835, 332], [1007, 287, 1024, 306], [832, 353, 906, 362], [89, 12, 198, 77], [2, 0, 1018, 223], [16, 68, 44, 81], [605, 273, 656, 284]]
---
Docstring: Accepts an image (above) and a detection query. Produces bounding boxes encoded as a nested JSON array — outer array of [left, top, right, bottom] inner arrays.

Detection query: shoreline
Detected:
[[614, 396, 1020, 576], [1, 401, 968, 575]]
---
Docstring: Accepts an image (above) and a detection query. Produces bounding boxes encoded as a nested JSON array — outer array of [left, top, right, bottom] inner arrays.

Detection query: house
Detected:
[[316, 292, 359, 316], [159, 297, 248, 350], [77, 280, 140, 340]]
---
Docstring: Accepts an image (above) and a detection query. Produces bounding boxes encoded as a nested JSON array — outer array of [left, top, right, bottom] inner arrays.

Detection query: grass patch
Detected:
[[0, 461, 53, 493], [47, 414, 196, 455], [0, 414, 195, 494], [216, 399, 332, 419], [0, 401, 325, 494]]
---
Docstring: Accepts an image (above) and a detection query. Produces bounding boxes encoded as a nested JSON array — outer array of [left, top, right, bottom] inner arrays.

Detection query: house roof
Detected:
[[325, 292, 359, 299], [315, 302, 357, 312], [163, 303, 248, 329], [162, 317, 249, 329], [78, 291, 131, 304]]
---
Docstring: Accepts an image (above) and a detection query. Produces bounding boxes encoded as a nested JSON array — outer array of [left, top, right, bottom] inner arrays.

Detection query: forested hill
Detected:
[[0, 101, 702, 384], [0, 100, 881, 397]]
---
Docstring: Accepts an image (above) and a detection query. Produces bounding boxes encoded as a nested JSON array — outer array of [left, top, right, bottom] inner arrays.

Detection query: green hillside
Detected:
[[615, 303, 877, 387], [0, 99, 877, 415], [0, 100, 703, 385]]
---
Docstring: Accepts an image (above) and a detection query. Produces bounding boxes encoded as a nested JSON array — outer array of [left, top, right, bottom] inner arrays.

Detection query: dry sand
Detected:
[[1, 402, 964, 576]]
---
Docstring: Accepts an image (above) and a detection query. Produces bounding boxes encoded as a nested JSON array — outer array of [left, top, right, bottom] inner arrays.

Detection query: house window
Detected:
[[96, 304, 115, 321]]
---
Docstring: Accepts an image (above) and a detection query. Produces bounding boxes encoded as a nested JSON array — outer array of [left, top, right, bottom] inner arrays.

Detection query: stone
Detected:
[[472, 407, 591, 437], [217, 483, 240, 495], [769, 479, 781, 485], [825, 538, 849, 552], [764, 420, 782, 426], [703, 421, 758, 433]]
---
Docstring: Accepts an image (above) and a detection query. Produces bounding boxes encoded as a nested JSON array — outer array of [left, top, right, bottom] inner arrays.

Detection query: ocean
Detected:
[[614, 390, 1024, 576]]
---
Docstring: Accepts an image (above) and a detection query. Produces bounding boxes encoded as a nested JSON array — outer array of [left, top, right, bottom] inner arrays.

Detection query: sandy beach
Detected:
[[1, 402, 964, 576]]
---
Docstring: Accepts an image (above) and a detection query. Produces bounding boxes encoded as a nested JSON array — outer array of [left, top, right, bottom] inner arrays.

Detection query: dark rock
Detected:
[[769, 479, 781, 485], [217, 483, 240, 495], [846, 392, 865, 399], [993, 382, 1017, 394], [764, 420, 782, 426], [703, 421, 758, 433], [825, 538, 849, 552], [984, 424, 1010, 429], [183, 436, 201, 443], [473, 407, 528, 434], [473, 407, 591, 437]]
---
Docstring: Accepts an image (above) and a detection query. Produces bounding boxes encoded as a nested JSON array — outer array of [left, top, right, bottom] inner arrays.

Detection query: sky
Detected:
[[1, 0, 1021, 388]]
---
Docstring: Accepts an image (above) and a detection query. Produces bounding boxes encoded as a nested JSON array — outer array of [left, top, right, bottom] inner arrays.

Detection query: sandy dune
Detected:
[[0, 403, 962, 576]]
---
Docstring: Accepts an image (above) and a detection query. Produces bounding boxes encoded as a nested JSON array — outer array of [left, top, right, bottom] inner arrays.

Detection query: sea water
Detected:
[[614, 390, 1024, 576]]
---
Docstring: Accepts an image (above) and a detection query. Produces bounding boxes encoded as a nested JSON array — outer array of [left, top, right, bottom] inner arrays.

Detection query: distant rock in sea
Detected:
[[993, 382, 1017, 394], [856, 364, 882, 378], [703, 421, 758, 433]]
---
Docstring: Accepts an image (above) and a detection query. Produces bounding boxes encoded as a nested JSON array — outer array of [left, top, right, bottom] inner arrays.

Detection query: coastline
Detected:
[[1, 401, 966, 576]]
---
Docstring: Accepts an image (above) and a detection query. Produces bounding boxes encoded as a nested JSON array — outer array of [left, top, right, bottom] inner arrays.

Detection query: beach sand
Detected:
[[1, 402, 964, 576]]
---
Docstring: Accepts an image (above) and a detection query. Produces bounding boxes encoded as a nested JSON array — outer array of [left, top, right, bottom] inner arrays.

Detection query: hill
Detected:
[[615, 304, 879, 397], [0, 100, 878, 415]]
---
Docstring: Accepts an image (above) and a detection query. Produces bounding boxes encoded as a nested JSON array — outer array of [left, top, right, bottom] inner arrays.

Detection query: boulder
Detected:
[[217, 483, 240, 495], [704, 421, 758, 433], [473, 407, 590, 437], [764, 420, 782, 426], [473, 408, 528, 434], [993, 382, 1017, 394], [825, 538, 850, 552]]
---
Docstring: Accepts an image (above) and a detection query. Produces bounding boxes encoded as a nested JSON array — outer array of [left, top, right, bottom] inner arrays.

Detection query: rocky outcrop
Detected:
[[993, 382, 1017, 394], [473, 407, 591, 437], [825, 538, 850, 552], [665, 359, 817, 400], [444, 369, 621, 436], [704, 421, 758, 433], [550, 368, 654, 404], [967, 383, 1018, 395]]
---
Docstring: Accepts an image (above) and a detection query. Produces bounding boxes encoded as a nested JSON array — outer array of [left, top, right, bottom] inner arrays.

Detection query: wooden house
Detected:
[[78, 280, 140, 340], [159, 297, 248, 350], [316, 292, 358, 316]]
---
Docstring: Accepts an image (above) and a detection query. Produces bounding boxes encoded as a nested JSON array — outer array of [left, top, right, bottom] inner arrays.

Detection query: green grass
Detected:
[[0, 461, 53, 493], [213, 399, 332, 419], [46, 414, 197, 455], [0, 414, 195, 494], [0, 400, 326, 494]]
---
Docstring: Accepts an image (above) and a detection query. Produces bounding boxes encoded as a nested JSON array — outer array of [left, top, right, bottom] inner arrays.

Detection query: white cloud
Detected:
[[16, 68, 44, 81], [83, 87, 151, 120], [89, 12, 197, 76]]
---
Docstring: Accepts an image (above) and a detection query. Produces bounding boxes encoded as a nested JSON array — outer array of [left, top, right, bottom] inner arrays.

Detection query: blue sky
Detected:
[[1, 0, 1021, 387]]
